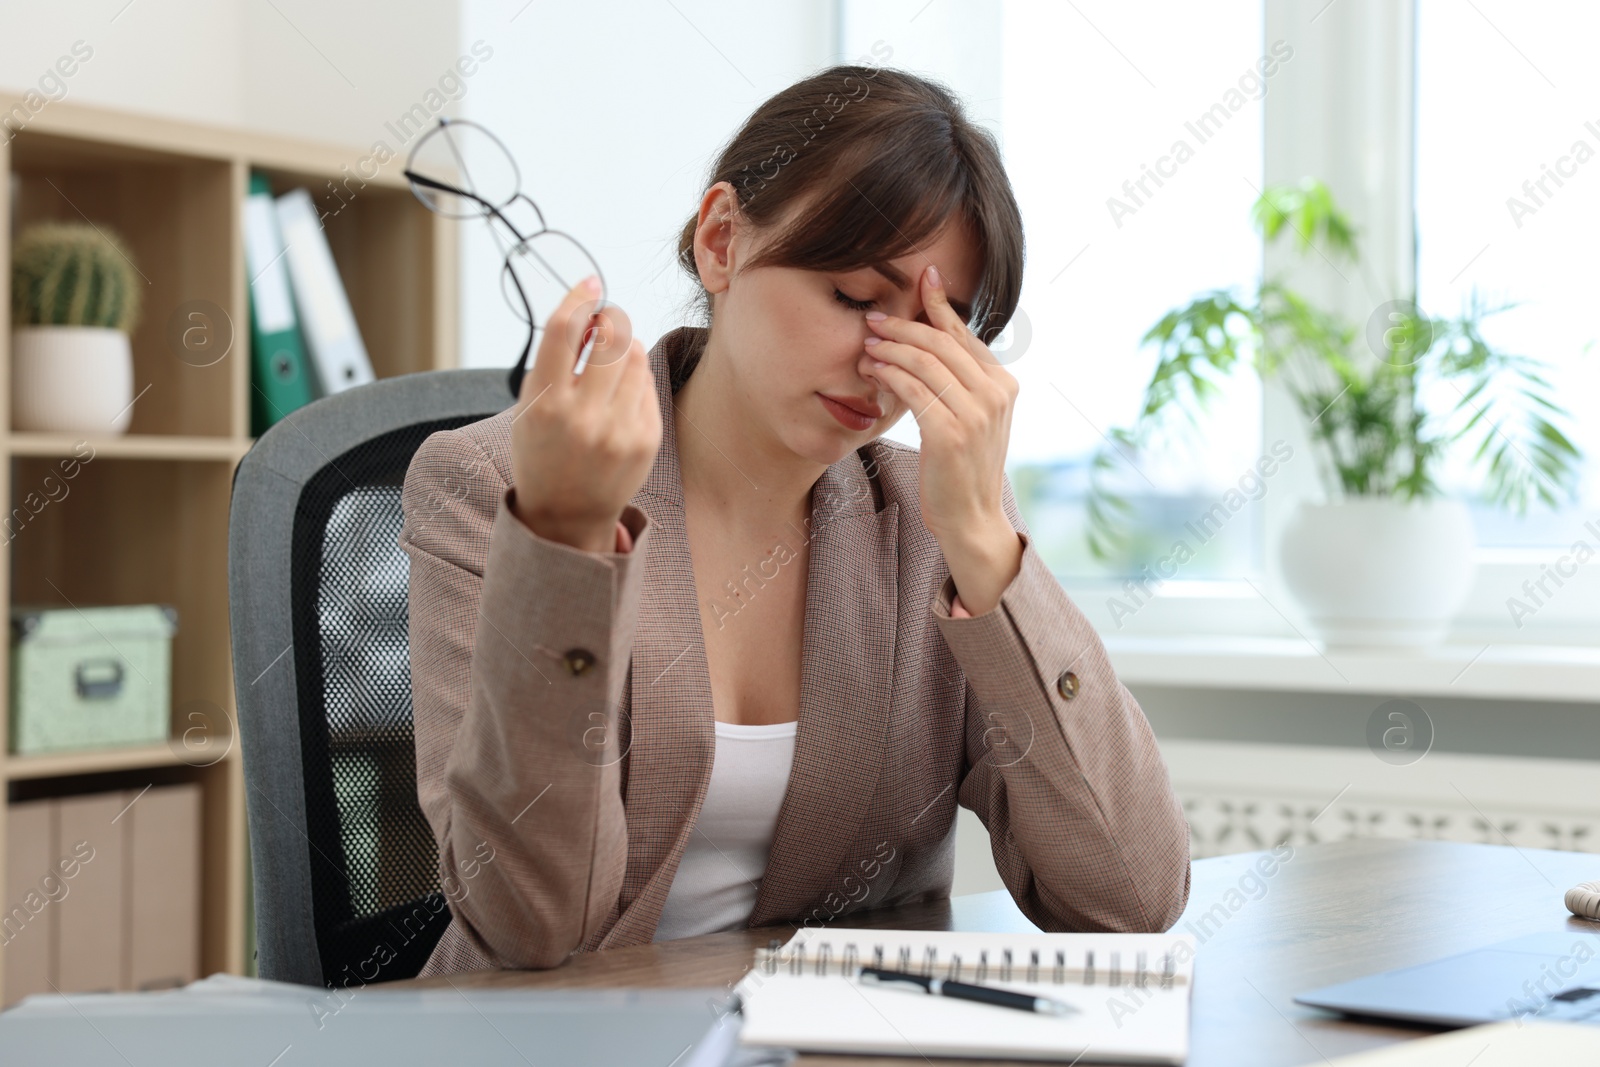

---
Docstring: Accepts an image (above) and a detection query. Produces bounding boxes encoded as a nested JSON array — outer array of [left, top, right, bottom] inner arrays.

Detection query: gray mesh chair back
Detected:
[[229, 369, 509, 987]]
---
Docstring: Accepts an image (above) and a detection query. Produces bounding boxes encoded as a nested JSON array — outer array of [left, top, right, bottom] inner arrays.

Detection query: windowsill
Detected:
[[1103, 633, 1600, 702], [1059, 558, 1600, 702]]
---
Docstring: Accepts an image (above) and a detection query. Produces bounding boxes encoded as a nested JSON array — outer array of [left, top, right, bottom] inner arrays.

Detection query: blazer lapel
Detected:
[[748, 445, 900, 926], [600, 327, 901, 943], [594, 328, 714, 948]]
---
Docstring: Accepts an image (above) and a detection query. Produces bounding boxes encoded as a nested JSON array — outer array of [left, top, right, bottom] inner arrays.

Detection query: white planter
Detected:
[[1279, 498, 1476, 649], [11, 326, 135, 435]]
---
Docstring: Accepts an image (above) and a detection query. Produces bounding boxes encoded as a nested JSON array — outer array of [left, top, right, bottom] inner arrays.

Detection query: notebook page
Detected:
[[735, 928, 1194, 1065]]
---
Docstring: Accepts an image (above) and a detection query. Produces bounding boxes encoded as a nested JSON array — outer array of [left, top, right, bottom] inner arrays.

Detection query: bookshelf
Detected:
[[0, 98, 457, 1002]]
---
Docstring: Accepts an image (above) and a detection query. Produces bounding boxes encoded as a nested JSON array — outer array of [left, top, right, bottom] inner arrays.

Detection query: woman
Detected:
[[399, 64, 1190, 976]]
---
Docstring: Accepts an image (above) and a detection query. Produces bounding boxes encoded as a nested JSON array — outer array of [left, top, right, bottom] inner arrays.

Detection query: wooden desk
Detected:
[[403, 840, 1600, 1065]]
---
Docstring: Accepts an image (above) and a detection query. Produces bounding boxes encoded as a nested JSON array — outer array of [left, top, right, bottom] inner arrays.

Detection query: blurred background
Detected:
[[2, 0, 1597, 1000]]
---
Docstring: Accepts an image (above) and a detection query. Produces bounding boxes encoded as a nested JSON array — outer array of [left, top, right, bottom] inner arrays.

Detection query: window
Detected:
[[838, 1, 1600, 640], [1416, 0, 1600, 547]]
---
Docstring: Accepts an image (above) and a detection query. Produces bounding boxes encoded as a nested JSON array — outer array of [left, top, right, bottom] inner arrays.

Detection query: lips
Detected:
[[819, 394, 883, 419]]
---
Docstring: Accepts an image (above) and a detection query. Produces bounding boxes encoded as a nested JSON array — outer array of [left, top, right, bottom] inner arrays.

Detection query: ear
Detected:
[[693, 181, 742, 296]]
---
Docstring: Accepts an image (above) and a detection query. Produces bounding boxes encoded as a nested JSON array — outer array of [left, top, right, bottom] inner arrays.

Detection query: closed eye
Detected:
[[833, 288, 874, 312]]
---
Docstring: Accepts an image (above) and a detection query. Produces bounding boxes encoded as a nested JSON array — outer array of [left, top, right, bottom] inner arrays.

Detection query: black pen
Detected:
[[855, 966, 1079, 1016]]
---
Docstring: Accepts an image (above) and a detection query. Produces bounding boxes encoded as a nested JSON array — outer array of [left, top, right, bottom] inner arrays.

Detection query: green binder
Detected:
[[245, 171, 316, 435]]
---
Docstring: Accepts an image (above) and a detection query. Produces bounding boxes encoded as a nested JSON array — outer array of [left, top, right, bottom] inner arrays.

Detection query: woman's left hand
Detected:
[[861, 264, 1023, 616]]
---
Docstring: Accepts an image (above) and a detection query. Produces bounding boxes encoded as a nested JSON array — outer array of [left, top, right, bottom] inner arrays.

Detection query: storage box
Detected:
[[9, 605, 177, 755], [2, 798, 54, 1006], [2, 784, 201, 1005]]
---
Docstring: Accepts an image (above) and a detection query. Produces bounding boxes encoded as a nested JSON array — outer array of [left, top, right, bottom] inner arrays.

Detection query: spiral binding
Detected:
[[754, 939, 1184, 988]]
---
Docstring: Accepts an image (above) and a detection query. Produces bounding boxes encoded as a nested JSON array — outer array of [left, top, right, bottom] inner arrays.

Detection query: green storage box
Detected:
[[9, 604, 178, 755]]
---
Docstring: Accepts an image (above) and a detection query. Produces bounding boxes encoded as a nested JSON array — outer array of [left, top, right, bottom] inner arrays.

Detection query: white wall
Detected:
[[0, 0, 460, 150], [839, 0, 1002, 131], [456, 0, 837, 368]]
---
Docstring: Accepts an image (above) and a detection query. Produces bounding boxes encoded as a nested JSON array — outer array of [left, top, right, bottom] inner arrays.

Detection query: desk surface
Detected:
[[403, 839, 1600, 1066]]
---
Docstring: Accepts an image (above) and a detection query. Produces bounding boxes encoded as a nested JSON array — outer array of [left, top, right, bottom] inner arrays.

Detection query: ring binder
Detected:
[[751, 938, 1187, 988]]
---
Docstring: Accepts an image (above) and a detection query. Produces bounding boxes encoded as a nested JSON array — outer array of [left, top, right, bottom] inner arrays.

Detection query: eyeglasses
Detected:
[[404, 117, 610, 398]]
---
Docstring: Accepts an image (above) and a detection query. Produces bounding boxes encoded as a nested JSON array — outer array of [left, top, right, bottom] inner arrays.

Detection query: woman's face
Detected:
[[696, 183, 984, 468]]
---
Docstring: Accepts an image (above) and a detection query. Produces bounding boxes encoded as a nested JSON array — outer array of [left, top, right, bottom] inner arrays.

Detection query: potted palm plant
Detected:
[[1087, 179, 1582, 648], [10, 222, 142, 435]]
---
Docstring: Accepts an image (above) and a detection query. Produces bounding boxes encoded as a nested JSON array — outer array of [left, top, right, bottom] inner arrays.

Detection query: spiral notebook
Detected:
[[734, 927, 1194, 1064]]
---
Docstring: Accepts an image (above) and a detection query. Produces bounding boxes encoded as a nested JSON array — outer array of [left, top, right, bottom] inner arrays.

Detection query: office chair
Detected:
[[229, 369, 510, 988]]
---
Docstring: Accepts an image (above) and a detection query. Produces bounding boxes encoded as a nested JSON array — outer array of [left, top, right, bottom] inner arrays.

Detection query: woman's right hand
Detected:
[[509, 276, 661, 553]]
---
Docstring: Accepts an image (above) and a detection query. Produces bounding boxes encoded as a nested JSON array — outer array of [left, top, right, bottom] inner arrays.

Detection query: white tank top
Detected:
[[652, 718, 798, 941]]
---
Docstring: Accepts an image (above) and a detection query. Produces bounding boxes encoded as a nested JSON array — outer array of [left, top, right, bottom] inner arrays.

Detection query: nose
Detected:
[[857, 352, 894, 401]]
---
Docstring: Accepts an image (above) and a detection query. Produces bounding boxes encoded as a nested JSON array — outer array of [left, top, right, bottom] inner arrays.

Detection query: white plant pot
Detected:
[[11, 326, 135, 435], [1279, 498, 1476, 649]]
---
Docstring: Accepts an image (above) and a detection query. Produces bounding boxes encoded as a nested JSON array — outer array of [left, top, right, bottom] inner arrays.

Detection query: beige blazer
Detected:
[[398, 325, 1191, 977]]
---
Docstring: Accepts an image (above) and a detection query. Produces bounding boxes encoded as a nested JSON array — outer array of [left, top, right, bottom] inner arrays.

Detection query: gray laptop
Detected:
[[1295, 931, 1600, 1028], [0, 984, 747, 1066]]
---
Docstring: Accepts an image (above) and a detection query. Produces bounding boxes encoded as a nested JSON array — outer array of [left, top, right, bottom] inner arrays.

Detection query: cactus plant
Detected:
[[11, 222, 142, 334]]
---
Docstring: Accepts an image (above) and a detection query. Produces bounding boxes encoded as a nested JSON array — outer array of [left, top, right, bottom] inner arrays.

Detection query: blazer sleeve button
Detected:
[[1055, 670, 1080, 700], [562, 648, 597, 676]]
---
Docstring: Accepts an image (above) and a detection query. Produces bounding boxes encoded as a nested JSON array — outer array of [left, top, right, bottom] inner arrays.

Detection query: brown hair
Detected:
[[673, 63, 1025, 390]]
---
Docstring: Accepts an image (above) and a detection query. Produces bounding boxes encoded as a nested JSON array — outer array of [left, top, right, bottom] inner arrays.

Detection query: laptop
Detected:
[[0, 982, 745, 1066], [1296, 931, 1600, 1028]]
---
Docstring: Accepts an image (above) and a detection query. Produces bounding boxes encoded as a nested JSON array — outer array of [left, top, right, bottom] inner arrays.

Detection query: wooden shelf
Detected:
[[0, 97, 457, 1004], [5, 743, 239, 782], [7, 433, 248, 462]]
